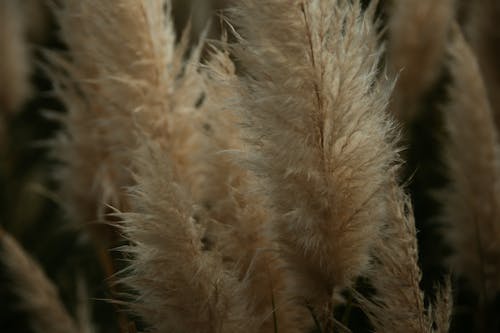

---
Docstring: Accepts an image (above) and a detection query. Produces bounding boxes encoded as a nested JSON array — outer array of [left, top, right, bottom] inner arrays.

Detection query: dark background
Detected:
[[0, 1, 498, 332]]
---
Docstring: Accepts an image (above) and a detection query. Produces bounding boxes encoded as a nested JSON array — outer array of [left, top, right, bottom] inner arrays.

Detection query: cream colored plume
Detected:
[[359, 182, 452, 333], [193, 48, 309, 331], [119, 139, 261, 332], [50, 0, 203, 238], [228, 0, 398, 328]]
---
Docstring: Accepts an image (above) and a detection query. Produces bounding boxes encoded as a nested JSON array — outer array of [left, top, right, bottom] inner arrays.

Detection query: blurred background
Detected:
[[0, 0, 498, 332]]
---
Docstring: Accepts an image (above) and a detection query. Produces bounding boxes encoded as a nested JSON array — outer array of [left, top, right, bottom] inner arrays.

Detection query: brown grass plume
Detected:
[[228, 0, 398, 328], [358, 181, 452, 333], [49, 0, 203, 240]]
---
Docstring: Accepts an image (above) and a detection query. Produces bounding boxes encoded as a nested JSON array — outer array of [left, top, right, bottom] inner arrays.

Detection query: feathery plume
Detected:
[[0, 0, 31, 113], [228, 0, 397, 327], [0, 228, 79, 333], [52, 1, 238, 330], [192, 49, 309, 331], [53, 0, 259, 330], [431, 280, 453, 333], [441, 26, 500, 299], [119, 140, 259, 332], [191, 48, 243, 227], [387, 0, 455, 122], [358, 181, 452, 333], [49, 0, 203, 237]]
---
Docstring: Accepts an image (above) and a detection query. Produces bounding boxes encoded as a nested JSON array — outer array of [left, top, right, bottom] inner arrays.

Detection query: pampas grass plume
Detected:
[[229, 0, 398, 328], [197, 48, 309, 332], [358, 181, 452, 333], [50, 0, 203, 236], [119, 140, 259, 332]]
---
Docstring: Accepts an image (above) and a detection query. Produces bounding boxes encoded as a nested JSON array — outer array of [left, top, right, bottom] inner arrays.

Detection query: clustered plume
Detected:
[[229, 1, 397, 328], [1, 0, 500, 332]]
